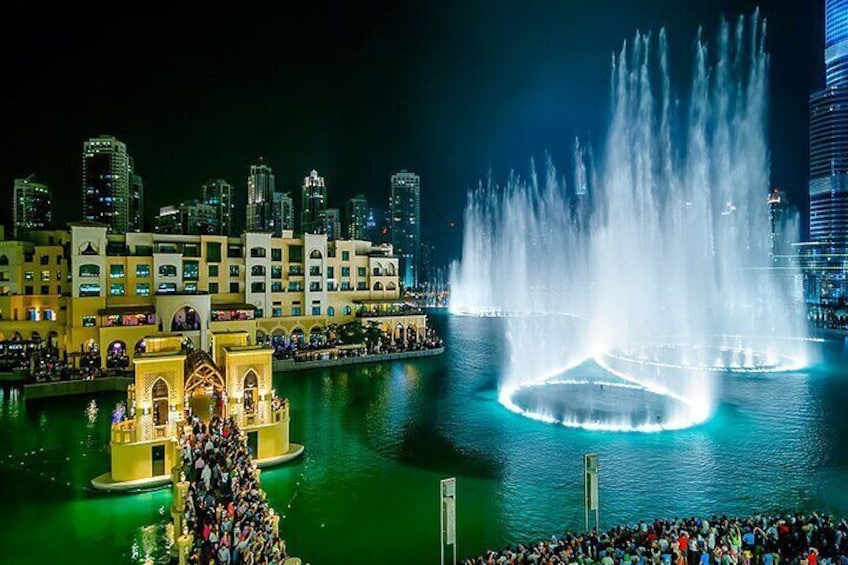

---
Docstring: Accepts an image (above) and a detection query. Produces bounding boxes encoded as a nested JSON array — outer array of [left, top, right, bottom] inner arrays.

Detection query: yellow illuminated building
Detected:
[[93, 330, 302, 490], [0, 222, 429, 365]]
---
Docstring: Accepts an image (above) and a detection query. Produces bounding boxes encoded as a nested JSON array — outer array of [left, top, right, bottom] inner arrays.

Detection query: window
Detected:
[[56, 255, 63, 265], [341, 267, 350, 277], [136, 264, 150, 278], [40, 255, 49, 265], [229, 282, 240, 293], [78, 264, 99, 278], [288, 281, 303, 291], [209, 282, 219, 294], [327, 281, 337, 291], [272, 307, 283, 317], [158, 264, 177, 277], [110, 283, 125, 296], [56, 270, 62, 281], [251, 265, 266, 276], [309, 249, 323, 259], [40, 285, 49, 295], [341, 251, 350, 261], [208, 265, 219, 277], [82, 315, 96, 328], [271, 281, 283, 292], [344, 305, 352, 315], [292, 307, 302, 316], [227, 245, 242, 258], [206, 242, 222, 262], [251, 282, 266, 293], [271, 265, 282, 279], [358, 267, 366, 277], [183, 244, 199, 258], [327, 306, 335, 316], [25, 285, 33, 295], [183, 261, 199, 280], [229, 265, 240, 277], [56, 285, 61, 294], [327, 266, 334, 278], [289, 265, 303, 276], [41, 270, 51, 281], [79, 283, 101, 297], [309, 266, 322, 276], [109, 264, 124, 278], [373, 282, 384, 291], [289, 245, 303, 262], [255, 308, 263, 318], [309, 282, 322, 291], [250, 247, 266, 258], [271, 248, 282, 261], [312, 306, 321, 315], [158, 282, 177, 294], [185, 282, 198, 293], [357, 282, 367, 290], [0, 255, 7, 266], [44, 309, 56, 321], [25, 271, 34, 281], [136, 283, 150, 296], [341, 281, 351, 291]]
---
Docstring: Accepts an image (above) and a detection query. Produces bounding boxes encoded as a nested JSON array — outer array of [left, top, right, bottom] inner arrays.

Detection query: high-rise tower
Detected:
[[301, 170, 327, 235], [202, 179, 235, 236], [246, 160, 275, 231], [12, 177, 52, 238], [82, 135, 132, 233], [390, 170, 421, 288]]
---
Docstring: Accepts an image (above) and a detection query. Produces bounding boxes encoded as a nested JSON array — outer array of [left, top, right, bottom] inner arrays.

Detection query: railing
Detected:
[[112, 419, 137, 444]]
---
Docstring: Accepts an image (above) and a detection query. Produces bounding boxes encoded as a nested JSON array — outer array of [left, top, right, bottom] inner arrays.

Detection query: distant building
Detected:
[[130, 172, 144, 232], [320, 208, 342, 241], [154, 200, 218, 235], [768, 188, 792, 259], [390, 170, 421, 288], [365, 207, 379, 242], [82, 135, 132, 233], [301, 170, 327, 235], [202, 179, 235, 236], [272, 192, 294, 237], [246, 160, 275, 231], [13, 177, 52, 238], [345, 194, 368, 240]]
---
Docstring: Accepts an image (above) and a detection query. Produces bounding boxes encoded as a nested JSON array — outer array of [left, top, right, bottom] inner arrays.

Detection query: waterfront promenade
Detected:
[[465, 513, 848, 565]]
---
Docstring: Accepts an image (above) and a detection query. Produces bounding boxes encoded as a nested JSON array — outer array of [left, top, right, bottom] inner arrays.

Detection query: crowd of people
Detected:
[[30, 350, 106, 382], [464, 514, 848, 565], [179, 415, 289, 565], [270, 326, 444, 362]]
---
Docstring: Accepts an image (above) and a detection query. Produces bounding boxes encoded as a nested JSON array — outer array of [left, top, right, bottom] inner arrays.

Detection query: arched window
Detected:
[[386, 282, 397, 291], [79, 242, 98, 255], [344, 305, 352, 316], [152, 379, 169, 426], [327, 306, 335, 317], [243, 371, 258, 414], [309, 249, 323, 259], [386, 263, 396, 276], [79, 264, 100, 278], [256, 329, 267, 344], [373, 282, 384, 291], [0, 255, 7, 266], [171, 306, 200, 331], [158, 264, 177, 277]]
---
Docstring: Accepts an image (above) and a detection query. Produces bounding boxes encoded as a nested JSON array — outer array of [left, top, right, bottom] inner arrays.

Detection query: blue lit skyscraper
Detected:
[[810, 0, 848, 246]]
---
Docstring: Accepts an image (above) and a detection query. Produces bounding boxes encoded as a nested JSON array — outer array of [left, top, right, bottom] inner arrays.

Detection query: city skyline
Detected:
[[0, 1, 821, 262]]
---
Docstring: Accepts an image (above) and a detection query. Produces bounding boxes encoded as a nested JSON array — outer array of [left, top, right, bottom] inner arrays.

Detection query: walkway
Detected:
[[170, 415, 295, 564]]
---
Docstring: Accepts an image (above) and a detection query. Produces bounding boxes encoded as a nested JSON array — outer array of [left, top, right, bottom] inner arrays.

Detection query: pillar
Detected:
[[177, 533, 193, 565]]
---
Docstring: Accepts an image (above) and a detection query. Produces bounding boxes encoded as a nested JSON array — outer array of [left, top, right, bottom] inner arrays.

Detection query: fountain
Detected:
[[449, 12, 809, 431]]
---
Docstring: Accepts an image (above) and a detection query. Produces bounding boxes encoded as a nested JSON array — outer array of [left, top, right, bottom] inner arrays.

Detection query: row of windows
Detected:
[[0, 254, 64, 267]]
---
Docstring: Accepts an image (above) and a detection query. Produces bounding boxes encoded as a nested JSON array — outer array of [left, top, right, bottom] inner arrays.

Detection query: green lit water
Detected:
[[2, 313, 848, 564]]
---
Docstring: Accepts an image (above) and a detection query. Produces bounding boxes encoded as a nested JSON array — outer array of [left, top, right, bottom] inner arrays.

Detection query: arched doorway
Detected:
[[152, 379, 169, 427], [184, 351, 226, 422], [47, 330, 59, 351], [106, 340, 128, 369], [406, 324, 419, 343], [243, 371, 258, 416], [256, 329, 267, 345], [171, 305, 200, 331], [290, 328, 305, 346], [134, 339, 146, 355], [394, 323, 404, 342], [309, 326, 323, 345]]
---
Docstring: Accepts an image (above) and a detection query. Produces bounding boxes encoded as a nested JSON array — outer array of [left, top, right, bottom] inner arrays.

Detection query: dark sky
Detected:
[[1, 1, 821, 262]]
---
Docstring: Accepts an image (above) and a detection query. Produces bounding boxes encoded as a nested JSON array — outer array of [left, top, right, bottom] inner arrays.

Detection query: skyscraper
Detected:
[[272, 192, 294, 236], [390, 170, 421, 288], [202, 179, 235, 236], [12, 177, 52, 238], [810, 0, 848, 245], [320, 208, 342, 241], [246, 160, 275, 231], [130, 171, 144, 232], [301, 170, 327, 234], [345, 194, 368, 240], [82, 135, 132, 233], [154, 200, 218, 235]]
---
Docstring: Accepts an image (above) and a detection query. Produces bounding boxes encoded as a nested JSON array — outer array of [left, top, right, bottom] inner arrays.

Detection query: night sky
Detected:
[[1, 1, 821, 262]]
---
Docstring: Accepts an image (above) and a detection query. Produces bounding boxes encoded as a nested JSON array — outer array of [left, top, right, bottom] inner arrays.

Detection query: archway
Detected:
[[290, 327, 305, 346], [406, 324, 419, 343], [10, 331, 21, 341], [309, 326, 323, 344], [373, 282, 384, 291], [184, 351, 226, 422], [243, 370, 258, 415], [152, 379, 169, 427], [106, 340, 128, 369], [171, 305, 201, 331], [256, 329, 267, 345], [47, 330, 59, 351], [394, 323, 404, 342], [134, 339, 147, 355]]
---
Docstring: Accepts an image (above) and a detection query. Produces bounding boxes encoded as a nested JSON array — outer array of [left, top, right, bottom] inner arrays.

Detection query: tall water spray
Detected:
[[449, 13, 808, 431]]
